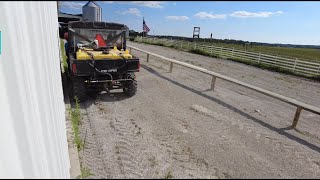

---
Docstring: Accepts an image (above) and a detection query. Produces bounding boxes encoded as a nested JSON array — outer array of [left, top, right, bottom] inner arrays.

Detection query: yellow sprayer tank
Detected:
[[76, 46, 133, 60]]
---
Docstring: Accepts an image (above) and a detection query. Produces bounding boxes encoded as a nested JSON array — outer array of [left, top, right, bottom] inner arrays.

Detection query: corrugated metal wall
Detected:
[[0, 2, 70, 178]]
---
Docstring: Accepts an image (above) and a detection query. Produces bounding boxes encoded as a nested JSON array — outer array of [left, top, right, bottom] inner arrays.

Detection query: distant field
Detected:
[[134, 37, 320, 79], [196, 41, 320, 63]]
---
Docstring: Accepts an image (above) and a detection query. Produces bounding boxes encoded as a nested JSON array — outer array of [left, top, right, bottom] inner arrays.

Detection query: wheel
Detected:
[[123, 73, 137, 97], [71, 77, 87, 102]]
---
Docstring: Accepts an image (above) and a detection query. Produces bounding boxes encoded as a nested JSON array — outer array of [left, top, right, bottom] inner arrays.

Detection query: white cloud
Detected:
[[60, 1, 85, 10], [103, 1, 114, 4], [166, 16, 189, 21], [130, 1, 165, 8], [117, 8, 142, 16], [230, 11, 283, 18], [108, 1, 165, 8], [194, 12, 227, 19]]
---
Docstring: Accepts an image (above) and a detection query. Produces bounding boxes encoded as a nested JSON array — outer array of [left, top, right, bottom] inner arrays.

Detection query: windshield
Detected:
[[70, 28, 125, 51]]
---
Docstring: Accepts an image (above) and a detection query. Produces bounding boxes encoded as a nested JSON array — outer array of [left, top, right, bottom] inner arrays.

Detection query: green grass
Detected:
[[68, 96, 84, 152], [164, 171, 174, 179], [68, 97, 95, 179], [80, 166, 93, 179], [136, 37, 320, 63], [197, 41, 320, 63], [191, 48, 297, 76], [135, 37, 320, 81], [60, 39, 68, 73], [189, 49, 218, 58], [75, 165, 94, 179]]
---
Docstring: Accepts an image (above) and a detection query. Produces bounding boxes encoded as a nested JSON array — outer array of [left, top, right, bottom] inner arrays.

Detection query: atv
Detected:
[[65, 21, 140, 101]]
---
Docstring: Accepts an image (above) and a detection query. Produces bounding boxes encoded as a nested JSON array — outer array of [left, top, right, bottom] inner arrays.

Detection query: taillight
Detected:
[[72, 63, 77, 74], [137, 61, 140, 72]]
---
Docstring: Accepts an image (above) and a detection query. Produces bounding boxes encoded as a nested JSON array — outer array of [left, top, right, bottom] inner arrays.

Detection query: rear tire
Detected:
[[123, 73, 137, 97], [72, 77, 87, 102]]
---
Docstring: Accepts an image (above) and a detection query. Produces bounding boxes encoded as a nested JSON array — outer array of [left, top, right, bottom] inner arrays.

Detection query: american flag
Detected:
[[143, 18, 150, 33]]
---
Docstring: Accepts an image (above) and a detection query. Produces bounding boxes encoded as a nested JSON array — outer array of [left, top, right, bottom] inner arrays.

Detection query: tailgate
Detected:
[[71, 58, 139, 76]]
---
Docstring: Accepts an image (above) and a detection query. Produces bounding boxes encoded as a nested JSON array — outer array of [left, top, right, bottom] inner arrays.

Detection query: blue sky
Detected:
[[60, 1, 320, 45]]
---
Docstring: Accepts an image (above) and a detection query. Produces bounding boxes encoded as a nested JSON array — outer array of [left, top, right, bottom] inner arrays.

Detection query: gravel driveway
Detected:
[[76, 42, 320, 178]]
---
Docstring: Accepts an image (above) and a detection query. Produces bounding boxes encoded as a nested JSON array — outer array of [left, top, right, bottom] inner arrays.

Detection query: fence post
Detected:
[[180, 42, 183, 49], [317, 64, 320, 75], [169, 62, 173, 73], [291, 107, 303, 128], [258, 52, 261, 63], [245, 50, 247, 60], [293, 58, 298, 71], [147, 53, 149, 62], [211, 76, 217, 90], [194, 42, 197, 50], [220, 47, 223, 57], [210, 45, 213, 54], [231, 48, 234, 58], [274, 56, 278, 65]]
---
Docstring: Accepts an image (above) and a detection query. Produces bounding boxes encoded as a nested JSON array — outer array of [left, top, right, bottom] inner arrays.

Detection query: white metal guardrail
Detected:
[[135, 37, 320, 76], [128, 45, 320, 129]]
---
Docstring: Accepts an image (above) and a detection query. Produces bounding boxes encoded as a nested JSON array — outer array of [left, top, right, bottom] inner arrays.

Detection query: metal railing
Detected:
[[128, 45, 320, 129], [135, 37, 320, 76]]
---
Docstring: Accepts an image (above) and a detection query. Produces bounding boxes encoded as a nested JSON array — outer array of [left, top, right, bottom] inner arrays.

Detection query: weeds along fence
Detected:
[[134, 36, 320, 77]]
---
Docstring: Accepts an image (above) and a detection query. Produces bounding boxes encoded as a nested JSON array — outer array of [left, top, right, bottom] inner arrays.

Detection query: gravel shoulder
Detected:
[[76, 42, 320, 178]]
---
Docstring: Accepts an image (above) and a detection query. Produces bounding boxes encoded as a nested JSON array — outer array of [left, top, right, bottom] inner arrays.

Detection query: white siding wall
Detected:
[[0, 2, 70, 178]]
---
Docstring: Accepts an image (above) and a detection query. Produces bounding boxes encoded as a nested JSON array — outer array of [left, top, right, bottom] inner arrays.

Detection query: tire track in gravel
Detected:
[[85, 94, 164, 179], [82, 99, 151, 179], [78, 107, 111, 178], [153, 131, 220, 179], [78, 73, 223, 179], [98, 98, 218, 178], [109, 115, 149, 179], [129, 71, 221, 179]]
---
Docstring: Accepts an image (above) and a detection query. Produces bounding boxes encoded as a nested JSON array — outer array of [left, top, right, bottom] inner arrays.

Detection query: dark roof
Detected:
[[58, 11, 83, 23], [58, 11, 82, 18]]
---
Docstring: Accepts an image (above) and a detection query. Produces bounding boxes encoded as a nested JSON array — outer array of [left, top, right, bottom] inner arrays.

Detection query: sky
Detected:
[[60, 1, 320, 45]]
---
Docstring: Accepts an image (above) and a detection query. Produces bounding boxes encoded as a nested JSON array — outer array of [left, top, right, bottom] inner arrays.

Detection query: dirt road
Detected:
[[76, 42, 320, 178]]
